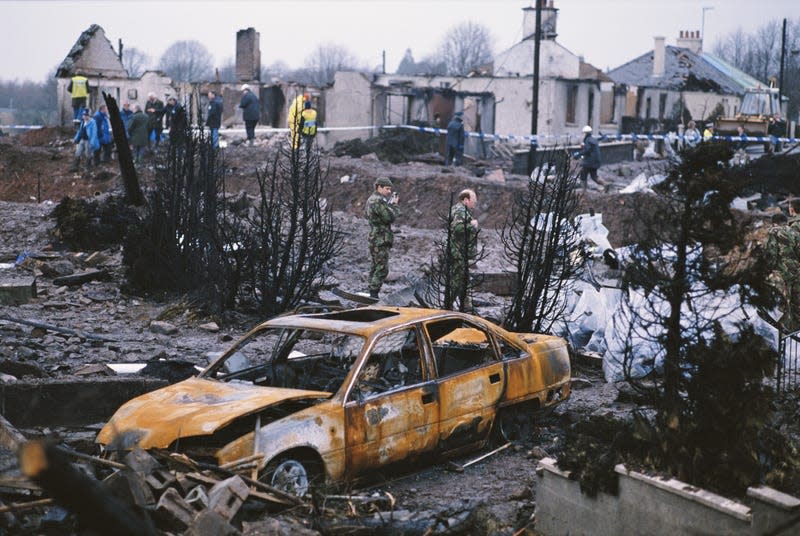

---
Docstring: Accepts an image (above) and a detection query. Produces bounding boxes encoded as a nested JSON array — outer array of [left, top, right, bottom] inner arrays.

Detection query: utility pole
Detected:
[[779, 18, 787, 105], [528, 0, 543, 175], [382, 50, 386, 74], [701, 6, 713, 41]]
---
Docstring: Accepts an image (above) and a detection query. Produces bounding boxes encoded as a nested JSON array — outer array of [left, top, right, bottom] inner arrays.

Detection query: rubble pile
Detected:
[[3, 436, 500, 535], [332, 127, 437, 163]]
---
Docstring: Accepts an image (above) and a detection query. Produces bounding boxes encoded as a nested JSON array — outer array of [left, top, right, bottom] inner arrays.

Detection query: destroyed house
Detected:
[[322, 1, 612, 154], [55, 24, 174, 127], [55, 25, 316, 133], [607, 31, 767, 134]]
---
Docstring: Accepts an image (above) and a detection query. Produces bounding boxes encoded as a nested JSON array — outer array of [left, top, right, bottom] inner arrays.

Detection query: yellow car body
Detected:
[[97, 307, 570, 492]]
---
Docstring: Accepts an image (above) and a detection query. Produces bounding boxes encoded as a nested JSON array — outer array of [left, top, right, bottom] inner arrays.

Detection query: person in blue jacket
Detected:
[[119, 102, 134, 136], [578, 125, 606, 189], [93, 105, 113, 164], [69, 109, 100, 172], [205, 90, 223, 149], [445, 111, 466, 166], [239, 84, 260, 146]]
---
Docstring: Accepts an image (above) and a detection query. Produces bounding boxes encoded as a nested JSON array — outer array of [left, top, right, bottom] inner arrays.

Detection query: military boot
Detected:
[[68, 157, 80, 173]]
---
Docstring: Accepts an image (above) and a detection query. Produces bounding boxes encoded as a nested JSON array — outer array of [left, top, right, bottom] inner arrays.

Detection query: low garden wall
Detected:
[[536, 457, 800, 535]]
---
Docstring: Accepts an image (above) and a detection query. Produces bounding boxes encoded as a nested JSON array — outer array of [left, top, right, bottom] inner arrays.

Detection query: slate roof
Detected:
[[607, 45, 765, 96], [56, 24, 103, 78]]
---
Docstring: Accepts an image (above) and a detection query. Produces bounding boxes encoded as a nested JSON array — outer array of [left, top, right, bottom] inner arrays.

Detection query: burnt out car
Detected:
[[97, 307, 571, 495]]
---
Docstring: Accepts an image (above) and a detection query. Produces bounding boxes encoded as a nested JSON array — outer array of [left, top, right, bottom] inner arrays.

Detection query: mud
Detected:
[[0, 129, 793, 534]]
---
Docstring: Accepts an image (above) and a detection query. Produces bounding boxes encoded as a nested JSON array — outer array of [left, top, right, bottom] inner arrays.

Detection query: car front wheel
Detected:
[[269, 459, 309, 496], [262, 454, 323, 497]]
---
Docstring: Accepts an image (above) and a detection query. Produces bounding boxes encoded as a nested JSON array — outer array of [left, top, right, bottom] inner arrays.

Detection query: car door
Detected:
[[344, 327, 438, 477], [425, 317, 505, 452]]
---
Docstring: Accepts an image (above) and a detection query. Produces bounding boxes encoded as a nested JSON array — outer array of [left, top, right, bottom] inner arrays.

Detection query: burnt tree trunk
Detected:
[[18, 440, 158, 535], [103, 92, 144, 206]]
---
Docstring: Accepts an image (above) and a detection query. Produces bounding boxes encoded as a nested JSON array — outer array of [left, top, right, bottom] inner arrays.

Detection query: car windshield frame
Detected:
[[199, 325, 366, 394]]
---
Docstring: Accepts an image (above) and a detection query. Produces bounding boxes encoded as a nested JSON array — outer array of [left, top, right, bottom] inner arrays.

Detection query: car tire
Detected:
[[262, 455, 321, 497], [493, 406, 532, 444]]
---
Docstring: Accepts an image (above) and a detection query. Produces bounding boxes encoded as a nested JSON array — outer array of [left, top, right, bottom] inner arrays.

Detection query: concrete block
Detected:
[[184, 485, 209, 510], [145, 467, 177, 493], [0, 276, 37, 305], [103, 469, 155, 507], [207, 475, 249, 521], [184, 510, 240, 536], [155, 487, 195, 531], [123, 448, 161, 476]]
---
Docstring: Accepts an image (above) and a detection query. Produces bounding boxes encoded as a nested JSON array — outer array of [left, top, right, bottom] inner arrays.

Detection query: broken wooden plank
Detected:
[[0, 475, 41, 494], [447, 442, 512, 472], [0, 498, 53, 514], [0, 314, 115, 342], [52, 269, 109, 287]]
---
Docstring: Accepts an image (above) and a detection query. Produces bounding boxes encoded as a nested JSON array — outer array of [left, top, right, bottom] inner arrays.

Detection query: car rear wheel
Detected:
[[494, 406, 533, 444]]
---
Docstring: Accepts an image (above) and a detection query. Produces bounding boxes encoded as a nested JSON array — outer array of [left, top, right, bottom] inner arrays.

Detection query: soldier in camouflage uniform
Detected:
[[765, 200, 800, 332], [366, 177, 400, 299], [448, 189, 479, 310]]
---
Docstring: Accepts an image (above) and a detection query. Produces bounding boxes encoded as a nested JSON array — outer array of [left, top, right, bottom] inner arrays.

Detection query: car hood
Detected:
[[96, 377, 330, 449]]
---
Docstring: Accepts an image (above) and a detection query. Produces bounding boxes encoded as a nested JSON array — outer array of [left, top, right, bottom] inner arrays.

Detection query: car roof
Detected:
[[258, 306, 476, 337]]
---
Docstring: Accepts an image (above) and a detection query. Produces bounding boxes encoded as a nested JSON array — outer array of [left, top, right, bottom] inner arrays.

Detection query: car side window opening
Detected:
[[207, 328, 364, 393], [426, 319, 498, 377], [496, 337, 529, 361], [351, 328, 425, 400]]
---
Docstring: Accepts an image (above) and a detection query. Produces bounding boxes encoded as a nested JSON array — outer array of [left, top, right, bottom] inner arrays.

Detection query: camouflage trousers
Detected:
[[369, 243, 391, 294], [448, 255, 473, 310]]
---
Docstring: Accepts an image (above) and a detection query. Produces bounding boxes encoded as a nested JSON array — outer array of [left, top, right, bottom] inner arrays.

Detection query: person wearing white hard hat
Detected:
[[239, 84, 261, 146], [577, 125, 606, 190]]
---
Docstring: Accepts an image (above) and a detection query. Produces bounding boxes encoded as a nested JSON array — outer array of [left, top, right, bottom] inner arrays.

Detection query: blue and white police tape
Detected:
[[380, 124, 799, 146]]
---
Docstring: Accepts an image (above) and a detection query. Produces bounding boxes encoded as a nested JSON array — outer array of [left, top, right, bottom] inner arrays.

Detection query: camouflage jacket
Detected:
[[366, 192, 400, 248], [449, 203, 478, 259]]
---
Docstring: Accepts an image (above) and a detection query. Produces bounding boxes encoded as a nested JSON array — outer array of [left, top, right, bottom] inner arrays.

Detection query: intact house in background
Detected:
[[606, 30, 770, 135]]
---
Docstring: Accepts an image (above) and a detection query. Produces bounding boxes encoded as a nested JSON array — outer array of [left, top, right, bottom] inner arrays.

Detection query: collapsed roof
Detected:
[[608, 46, 764, 95]]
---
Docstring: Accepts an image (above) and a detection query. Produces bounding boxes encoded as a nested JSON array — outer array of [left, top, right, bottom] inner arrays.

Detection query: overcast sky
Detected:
[[1, 0, 799, 83]]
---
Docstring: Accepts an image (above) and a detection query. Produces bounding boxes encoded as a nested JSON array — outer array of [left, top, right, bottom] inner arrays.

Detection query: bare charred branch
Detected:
[[501, 148, 582, 333]]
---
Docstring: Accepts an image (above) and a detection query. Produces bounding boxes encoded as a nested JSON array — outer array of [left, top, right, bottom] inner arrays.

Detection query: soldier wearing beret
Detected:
[[365, 177, 400, 299]]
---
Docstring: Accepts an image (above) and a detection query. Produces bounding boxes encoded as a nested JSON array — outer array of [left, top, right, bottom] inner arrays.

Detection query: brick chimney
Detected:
[[236, 28, 261, 82], [522, 0, 558, 41], [653, 36, 665, 77], [676, 30, 703, 54]]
